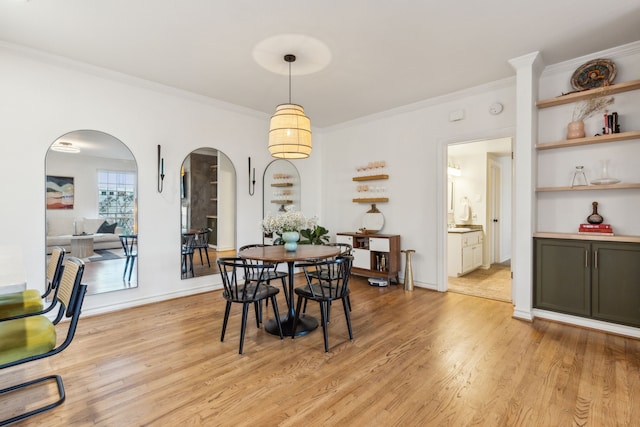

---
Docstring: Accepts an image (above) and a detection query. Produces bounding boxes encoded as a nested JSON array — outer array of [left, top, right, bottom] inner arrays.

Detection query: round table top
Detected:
[[238, 244, 340, 263]]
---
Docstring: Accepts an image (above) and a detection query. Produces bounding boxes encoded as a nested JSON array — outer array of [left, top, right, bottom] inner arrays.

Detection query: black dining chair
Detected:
[[0, 246, 65, 320], [292, 256, 354, 352], [193, 228, 212, 267], [182, 233, 196, 278], [217, 257, 284, 354], [119, 235, 138, 282], [303, 242, 353, 314], [239, 244, 289, 312]]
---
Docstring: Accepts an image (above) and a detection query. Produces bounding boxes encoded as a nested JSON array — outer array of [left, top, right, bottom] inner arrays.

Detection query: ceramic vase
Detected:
[[587, 201, 604, 224], [282, 231, 300, 251], [567, 120, 586, 139]]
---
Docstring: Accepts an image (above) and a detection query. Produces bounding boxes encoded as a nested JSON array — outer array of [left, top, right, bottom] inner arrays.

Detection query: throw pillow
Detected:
[[97, 221, 118, 234]]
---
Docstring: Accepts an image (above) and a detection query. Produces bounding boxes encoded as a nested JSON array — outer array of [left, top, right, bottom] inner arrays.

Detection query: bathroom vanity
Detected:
[[447, 228, 483, 277]]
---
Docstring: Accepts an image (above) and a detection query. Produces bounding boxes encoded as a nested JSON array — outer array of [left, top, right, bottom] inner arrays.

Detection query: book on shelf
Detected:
[[579, 223, 612, 229], [578, 231, 615, 236]]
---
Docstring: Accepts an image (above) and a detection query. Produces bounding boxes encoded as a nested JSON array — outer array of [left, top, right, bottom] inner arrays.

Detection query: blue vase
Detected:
[[282, 231, 299, 251]]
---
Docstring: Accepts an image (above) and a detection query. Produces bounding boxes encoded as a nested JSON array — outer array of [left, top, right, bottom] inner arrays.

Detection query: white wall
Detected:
[[0, 43, 323, 315], [320, 81, 516, 289]]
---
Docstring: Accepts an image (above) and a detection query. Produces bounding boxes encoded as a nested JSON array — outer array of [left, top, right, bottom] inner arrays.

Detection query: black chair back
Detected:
[[218, 257, 277, 302], [298, 256, 353, 300]]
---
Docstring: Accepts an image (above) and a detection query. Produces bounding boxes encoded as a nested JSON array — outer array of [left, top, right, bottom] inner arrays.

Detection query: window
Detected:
[[97, 170, 136, 234]]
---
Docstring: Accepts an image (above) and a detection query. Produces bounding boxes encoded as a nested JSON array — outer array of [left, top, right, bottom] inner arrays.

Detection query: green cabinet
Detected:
[[534, 239, 591, 316], [592, 242, 640, 326], [534, 238, 640, 327]]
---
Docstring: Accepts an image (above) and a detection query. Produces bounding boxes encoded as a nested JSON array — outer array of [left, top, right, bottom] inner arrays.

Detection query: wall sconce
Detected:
[[248, 157, 256, 195], [447, 163, 461, 176], [158, 144, 165, 193]]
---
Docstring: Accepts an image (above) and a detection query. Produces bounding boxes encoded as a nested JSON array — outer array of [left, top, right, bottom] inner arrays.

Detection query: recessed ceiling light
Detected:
[[51, 141, 80, 153]]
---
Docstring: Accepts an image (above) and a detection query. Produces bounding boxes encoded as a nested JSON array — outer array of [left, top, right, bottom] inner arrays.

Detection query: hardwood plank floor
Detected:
[[2, 275, 640, 426]]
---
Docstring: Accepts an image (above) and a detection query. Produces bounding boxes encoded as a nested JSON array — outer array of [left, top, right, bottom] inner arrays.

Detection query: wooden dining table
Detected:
[[238, 244, 340, 337]]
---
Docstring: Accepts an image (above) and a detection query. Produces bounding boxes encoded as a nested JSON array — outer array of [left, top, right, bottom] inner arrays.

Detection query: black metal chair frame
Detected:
[[217, 257, 284, 354], [119, 235, 138, 282], [303, 243, 353, 314], [182, 233, 196, 278], [193, 228, 212, 267], [0, 246, 65, 321], [0, 257, 88, 426], [292, 256, 354, 352], [238, 244, 289, 312]]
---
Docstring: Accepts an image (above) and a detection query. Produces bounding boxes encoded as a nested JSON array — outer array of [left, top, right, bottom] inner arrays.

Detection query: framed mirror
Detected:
[[262, 159, 300, 243], [46, 130, 138, 295], [180, 148, 236, 279]]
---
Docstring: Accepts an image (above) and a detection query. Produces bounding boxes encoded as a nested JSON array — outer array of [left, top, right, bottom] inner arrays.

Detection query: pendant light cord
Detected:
[[288, 59, 292, 104]]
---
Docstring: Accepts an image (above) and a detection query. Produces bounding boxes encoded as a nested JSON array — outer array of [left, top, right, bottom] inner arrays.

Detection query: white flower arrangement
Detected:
[[261, 206, 318, 235]]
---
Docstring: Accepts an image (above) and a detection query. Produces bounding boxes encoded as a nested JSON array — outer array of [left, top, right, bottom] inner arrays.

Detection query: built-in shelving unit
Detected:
[[536, 80, 640, 194], [271, 183, 293, 187]]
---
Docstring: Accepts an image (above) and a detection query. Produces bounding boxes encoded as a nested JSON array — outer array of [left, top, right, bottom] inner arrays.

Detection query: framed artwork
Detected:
[[46, 175, 74, 209]]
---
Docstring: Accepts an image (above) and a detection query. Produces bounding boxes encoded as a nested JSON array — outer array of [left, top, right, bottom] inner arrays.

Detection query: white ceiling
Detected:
[[2, 1, 640, 128]]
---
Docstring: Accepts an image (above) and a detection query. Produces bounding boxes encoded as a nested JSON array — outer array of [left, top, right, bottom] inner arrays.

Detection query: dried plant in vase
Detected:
[[567, 95, 614, 139]]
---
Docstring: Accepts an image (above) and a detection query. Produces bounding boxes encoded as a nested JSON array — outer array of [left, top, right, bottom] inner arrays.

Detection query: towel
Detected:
[[457, 198, 470, 223]]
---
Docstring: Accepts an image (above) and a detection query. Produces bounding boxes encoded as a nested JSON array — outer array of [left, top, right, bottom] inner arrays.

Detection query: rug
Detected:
[[87, 249, 125, 262]]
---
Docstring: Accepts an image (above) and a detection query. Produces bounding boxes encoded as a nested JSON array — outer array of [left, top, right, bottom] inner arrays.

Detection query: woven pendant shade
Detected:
[[268, 103, 312, 159]]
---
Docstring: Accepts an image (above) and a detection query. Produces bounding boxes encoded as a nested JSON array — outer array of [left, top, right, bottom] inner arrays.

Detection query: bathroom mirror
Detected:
[[262, 159, 300, 243], [46, 130, 138, 295], [180, 148, 236, 279]]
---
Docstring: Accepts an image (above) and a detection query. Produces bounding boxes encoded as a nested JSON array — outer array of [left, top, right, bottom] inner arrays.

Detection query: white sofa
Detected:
[[46, 217, 124, 254]]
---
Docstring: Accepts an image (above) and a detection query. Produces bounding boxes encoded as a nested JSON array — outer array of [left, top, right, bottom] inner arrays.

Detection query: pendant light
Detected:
[[268, 54, 312, 159]]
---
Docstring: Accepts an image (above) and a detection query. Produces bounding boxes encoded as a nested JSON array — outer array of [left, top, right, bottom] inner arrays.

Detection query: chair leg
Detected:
[[127, 258, 135, 282], [0, 375, 65, 426], [122, 257, 130, 280], [254, 302, 261, 328], [291, 296, 304, 339], [320, 301, 330, 352], [342, 297, 353, 340], [198, 248, 205, 266], [221, 301, 232, 342], [302, 298, 308, 314], [270, 295, 284, 339], [239, 303, 250, 354], [204, 247, 211, 267]]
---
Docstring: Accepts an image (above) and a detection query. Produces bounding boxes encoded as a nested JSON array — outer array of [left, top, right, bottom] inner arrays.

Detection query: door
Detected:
[[489, 158, 501, 264], [592, 242, 640, 327], [534, 238, 591, 316]]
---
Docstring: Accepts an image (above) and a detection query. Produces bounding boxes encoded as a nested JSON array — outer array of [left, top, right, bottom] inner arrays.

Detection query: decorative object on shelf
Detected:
[[591, 159, 620, 185], [569, 94, 614, 139], [586, 201, 604, 224], [359, 204, 384, 234], [157, 144, 165, 193], [566, 120, 586, 139], [578, 223, 614, 235], [571, 59, 616, 91], [401, 249, 415, 291], [355, 161, 387, 177], [282, 231, 300, 251], [571, 166, 588, 187], [268, 54, 312, 159], [602, 112, 620, 135], [248, 157, 255, 195]]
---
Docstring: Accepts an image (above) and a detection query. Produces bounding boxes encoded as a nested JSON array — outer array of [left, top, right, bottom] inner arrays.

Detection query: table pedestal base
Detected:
[[265, 314, 318, 337]]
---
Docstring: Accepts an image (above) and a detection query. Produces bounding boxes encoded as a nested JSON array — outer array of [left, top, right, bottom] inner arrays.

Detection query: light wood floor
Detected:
[[448, 263, 512, 302], [3, 275, 640, 426]]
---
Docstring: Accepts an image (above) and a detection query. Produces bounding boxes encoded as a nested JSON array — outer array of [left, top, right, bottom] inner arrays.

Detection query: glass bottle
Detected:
[[587, 201, 604, 224], [571, 166, 588, 187]]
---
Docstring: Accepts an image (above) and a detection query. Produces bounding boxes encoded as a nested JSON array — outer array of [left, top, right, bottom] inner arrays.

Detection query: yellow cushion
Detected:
[[0, 316, 56, 365], [0, 289, 44, 319]]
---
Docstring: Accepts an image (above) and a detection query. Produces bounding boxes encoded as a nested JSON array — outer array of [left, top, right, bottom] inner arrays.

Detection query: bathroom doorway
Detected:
[[446, 137, 513, 302]]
